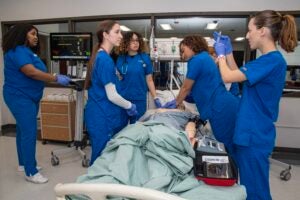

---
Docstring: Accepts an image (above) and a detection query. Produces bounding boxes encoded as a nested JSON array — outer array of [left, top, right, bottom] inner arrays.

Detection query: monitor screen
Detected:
[[50, 32, 93, 60]]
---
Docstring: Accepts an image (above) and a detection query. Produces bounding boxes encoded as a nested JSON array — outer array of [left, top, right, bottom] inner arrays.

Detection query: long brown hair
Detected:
[[84, 20, 119, 89], [251, 10, 298, 53]]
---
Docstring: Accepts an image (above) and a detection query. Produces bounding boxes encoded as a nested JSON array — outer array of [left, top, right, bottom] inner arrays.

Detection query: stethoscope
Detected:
[[120, 53, 147, 75]]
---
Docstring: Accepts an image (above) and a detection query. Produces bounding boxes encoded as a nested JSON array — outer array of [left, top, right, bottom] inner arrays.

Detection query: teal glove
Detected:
[[213, 31, 233, 55]]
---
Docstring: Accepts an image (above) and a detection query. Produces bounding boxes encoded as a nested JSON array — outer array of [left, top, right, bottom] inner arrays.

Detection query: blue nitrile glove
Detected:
[[126, 103, 138, 116], [185, 93, 195, 103], [213, 31, 233, 55], [56, 74, 71, 86], [162, 99, 177, 109], [154, 97, 162, 108], [214, 42, 226, 58]]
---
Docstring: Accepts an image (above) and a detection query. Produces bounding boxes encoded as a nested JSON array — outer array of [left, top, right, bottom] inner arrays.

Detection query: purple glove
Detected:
[[213, 31, 233, 55], [126, 104, 138, 116], [154, 98, 162, 108], [162, 99, 177, 109], [56, 74, 71, 86], [214, 42, 226, 58]]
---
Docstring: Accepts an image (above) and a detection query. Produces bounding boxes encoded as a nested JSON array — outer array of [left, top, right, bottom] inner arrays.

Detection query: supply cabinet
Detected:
[[40, 99, 76, 143]]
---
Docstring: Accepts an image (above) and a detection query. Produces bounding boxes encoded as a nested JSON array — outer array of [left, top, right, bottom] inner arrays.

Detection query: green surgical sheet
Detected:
[[76, 121, 246, 200]]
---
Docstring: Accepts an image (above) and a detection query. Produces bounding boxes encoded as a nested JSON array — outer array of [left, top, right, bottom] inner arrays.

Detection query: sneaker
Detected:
[[18, 165, 42, 172], [25, 172, 48, 184]]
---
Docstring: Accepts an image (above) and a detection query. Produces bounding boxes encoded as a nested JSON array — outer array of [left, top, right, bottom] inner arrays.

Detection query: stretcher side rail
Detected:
[[55, 183, 187, 200]]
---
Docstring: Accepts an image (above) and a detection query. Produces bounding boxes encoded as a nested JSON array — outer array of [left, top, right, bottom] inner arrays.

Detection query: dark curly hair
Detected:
[[179, 35, 208, 55], [118, 31, 146, 55], [2, 23, 39, 53]]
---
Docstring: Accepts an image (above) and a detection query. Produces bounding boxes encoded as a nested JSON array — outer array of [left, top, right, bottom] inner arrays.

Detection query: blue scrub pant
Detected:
[[235, 145, 273, 200], [85, 100, 126, 166], [209, 92, 239, 158], [3, 90, 39, 176], [127, 100, 146, 124]]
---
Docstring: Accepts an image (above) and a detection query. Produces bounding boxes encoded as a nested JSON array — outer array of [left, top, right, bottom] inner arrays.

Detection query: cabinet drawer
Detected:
[[41, 102, 69, 114], [41, 114, 69, 126], [41, 126, 73, 141]]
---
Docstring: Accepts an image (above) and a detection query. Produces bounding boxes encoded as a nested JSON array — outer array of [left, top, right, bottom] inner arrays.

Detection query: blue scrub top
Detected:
[[234, 51, 287, 147], [3, 45, 46, 102], [186, 51, 225, 120], [116, 53, 153, 101], [87, 50, 123, 120], [229, 82, 240, 97]]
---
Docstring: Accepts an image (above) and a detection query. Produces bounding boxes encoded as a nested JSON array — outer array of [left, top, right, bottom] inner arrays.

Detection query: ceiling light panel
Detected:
[[235, 37, 245, 41], [206, 22, 218, 30], [120, 25, 131, 31], [160, 24, 173, 30]]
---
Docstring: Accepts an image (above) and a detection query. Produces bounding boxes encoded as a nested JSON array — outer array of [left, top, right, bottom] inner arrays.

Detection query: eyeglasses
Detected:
[[130, 39, 139, 43]]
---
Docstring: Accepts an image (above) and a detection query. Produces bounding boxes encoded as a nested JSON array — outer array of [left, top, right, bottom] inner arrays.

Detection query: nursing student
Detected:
[[214, 10, 298, 200], [2, 23, 70, 183], [84, 20, 138, 165], [163, 35, 239, 156], [116, 31, 161, 124]]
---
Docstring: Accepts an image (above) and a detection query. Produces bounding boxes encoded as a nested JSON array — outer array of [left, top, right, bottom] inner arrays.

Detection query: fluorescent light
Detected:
[[120, 25, 131, 31], [206, 22, 218, 30], [160, 24, 173, 30], [235, 37, 245, 41]]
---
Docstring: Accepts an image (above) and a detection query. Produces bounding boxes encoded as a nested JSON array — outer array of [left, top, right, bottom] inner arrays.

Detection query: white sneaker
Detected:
[[25, 172, 48, 184], [18, 165, 42, 172]]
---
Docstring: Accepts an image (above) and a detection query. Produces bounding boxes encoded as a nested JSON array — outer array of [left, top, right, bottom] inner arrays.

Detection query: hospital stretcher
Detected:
[[50, 79, 90, 167], [54, 108, 246, 200]]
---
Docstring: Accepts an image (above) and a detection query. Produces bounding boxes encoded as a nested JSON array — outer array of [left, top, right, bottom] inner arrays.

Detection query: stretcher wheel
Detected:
[[280, 169, 291, 181], [51, 155, 60, 166], [82, 158, 90, 168]]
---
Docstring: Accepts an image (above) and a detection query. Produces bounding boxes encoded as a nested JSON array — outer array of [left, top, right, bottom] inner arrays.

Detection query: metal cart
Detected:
[[50, 79, 90, 167]]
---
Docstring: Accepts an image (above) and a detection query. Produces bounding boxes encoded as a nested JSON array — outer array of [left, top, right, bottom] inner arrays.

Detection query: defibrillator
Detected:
[[193, 122, 238, 186]]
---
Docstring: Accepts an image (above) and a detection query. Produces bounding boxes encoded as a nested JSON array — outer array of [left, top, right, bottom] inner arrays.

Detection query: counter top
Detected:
[[282, 81, 300, 97], [283, 89, 300, 97]]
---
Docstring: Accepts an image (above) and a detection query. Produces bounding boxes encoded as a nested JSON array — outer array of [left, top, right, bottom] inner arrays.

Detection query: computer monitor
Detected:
[[50, 32, 93, 60]]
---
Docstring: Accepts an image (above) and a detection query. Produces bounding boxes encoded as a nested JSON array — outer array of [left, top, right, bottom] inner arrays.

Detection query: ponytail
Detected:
[[84, 43, 100, 90], [253, 10, 298, 53], [279, 14, 298, 53]]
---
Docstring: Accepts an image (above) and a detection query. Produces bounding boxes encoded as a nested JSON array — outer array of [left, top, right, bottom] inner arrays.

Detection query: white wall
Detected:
[[1, 0, 300, 128], [1, 0, 299, 21]]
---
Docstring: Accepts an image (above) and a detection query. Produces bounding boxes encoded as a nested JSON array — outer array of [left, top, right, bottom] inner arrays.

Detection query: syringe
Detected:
[[216, 31, 222, 43]]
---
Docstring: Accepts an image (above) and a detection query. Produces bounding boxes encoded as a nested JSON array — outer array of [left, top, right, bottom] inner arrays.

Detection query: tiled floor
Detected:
[[0, 135, 299, 200]]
